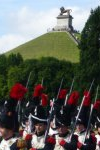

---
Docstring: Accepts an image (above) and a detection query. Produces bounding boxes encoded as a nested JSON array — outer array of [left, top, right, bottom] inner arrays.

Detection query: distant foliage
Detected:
[[78, 6, 100, 92], [0, 54, 75, 99], [7, 53, 23, 67]]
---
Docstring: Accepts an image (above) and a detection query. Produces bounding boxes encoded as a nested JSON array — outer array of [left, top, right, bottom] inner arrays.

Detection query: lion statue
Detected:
[[60, 7, 72, 15]]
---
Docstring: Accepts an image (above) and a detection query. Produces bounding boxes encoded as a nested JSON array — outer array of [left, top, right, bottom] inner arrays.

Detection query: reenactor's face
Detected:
[[98, 127, 100, 133], [0, 127, 9, 138], [76, 124, 85, 133], [57, 125, 68, 135], [50, 121, 55, 128], [25, 121, 29, 126], [35, 123, 46, 133]]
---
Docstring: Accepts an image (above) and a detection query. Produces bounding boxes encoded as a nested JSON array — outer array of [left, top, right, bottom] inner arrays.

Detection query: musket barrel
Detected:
[[41, 78, 44, 86], [44, 98, 55, 143], [64, 77, 75, 106], [44, 77, 64, 143], [69, 79, 94, 142], [56, 78, 64, 100], [83, 85, 99, 144], [26, 71, 32, 88], [83, 104, 93, 144]]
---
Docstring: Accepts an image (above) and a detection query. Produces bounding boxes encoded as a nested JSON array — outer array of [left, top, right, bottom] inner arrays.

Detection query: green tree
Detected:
[[16, 53, 23, 65], [0, 75, 8, 98], [7, 53, 23, 67], [7, 66, 23, 90], [0, 54, 7, 75], [79, 6, 100, 87]]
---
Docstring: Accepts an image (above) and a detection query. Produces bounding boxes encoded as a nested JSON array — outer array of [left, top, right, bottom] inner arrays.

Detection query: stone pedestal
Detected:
[[54, 14, 73, 31]]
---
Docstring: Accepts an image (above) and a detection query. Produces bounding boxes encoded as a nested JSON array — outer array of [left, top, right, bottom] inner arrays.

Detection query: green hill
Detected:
[[6, 32, 80, 63]]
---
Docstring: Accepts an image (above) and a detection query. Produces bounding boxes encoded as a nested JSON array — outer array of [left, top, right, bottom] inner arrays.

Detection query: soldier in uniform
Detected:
[[52, 91, 80, 150], [20, 84, 47, 139], [53, 105, 78, 150], [75, 91, 96, 150], [76, 115, 96, 150], [30, 105, 56, 150], [0, 111, 19, 150], [49, 89, 68, 136], [0, 83, 29, 150], [95, 122, 100, 150]]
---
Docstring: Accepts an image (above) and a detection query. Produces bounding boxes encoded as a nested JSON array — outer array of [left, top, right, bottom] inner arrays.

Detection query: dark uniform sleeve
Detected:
[[10, 141, 19, 150], [37, 144, 55, 150], [63, 135, 78, 150], [80, 136, 96, 150]]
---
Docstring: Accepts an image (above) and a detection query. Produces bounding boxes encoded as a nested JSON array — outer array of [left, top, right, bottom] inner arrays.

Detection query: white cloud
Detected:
[[71, 6, 90, 31], [0, 6, 90, 53], [0, 34, 27, 53], [8, 7, 58, 36]]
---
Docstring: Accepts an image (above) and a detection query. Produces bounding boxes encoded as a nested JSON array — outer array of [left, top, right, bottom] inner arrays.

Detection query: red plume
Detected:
[[41, 94, 48, 107], [83, 91, 91, 106], [58, 89, 67, 99], [33, 84, 44, 97], [93, 100, 100, 110], [10, 83, 27, 100], [68, 91, 80, 105]]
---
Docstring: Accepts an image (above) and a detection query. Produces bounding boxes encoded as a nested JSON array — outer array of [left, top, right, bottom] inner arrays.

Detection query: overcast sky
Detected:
[[0, 0, 99, 53]]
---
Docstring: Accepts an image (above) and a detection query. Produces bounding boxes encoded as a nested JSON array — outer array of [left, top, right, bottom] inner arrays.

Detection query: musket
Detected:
[[44, 98, 55, 143], [28, 113, 33, 134], [41, 78, 44, 86], [56, 78, 64, 100], [26, 71, 32, 88], [68, 79, 95, 142], [94, 85, 99, 103], [64, 78, 75, 106], [44, 78, 64, 143], [83, 85, 99, 144], [17, 71, 32, 123]]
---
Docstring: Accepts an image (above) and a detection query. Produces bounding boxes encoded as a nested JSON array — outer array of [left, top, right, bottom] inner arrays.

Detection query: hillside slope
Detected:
[[6, 32, 80, 63]]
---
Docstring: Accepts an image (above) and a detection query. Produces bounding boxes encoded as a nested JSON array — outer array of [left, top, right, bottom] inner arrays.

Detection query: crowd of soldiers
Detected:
[[0, 80, 100, 150]]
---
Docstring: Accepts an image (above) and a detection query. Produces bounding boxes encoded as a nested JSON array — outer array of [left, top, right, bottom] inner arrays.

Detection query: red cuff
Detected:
[[59, 140, 66, 146], [46, 137, 56, 145], [30, 148, 37, 150], [77, 141, 83, 149]]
